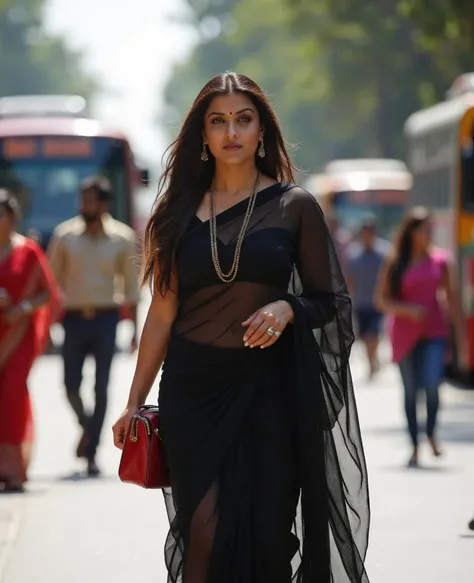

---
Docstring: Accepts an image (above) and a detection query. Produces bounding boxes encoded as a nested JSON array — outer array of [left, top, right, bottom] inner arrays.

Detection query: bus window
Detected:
[[332, 189, 407, 241], [0, 136, 128, 239]]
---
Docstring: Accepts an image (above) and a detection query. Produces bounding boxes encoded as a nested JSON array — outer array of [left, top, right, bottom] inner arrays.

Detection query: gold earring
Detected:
[[201, 141, 208, 162], [258, 139, 265, 158]]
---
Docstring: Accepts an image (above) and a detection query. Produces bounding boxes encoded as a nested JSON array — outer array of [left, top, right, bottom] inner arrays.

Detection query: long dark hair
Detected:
[[142, 72, 297, 295], [389, 206, 431, 297]]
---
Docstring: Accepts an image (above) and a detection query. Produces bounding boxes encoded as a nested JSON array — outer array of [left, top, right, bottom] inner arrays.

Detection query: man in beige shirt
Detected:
[[48, 176, 140, 476]]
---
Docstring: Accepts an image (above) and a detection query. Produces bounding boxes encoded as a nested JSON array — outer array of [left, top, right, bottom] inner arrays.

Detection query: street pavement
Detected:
[[0, 330, 473, 582]]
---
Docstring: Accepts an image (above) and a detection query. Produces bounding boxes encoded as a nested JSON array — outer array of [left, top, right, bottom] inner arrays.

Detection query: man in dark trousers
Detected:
[[48, 176, 139, 476]]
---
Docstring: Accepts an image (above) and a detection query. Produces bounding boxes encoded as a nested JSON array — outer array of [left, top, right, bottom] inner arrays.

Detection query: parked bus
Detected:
[[404, 73, 474, 380], [304, 159, 412, 241], [0, 95, 149, 247]]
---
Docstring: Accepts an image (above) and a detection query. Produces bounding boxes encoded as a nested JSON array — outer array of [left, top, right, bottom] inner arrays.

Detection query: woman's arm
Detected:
[[291, 190, 349, 329], [374, 258, 425, 320], [4, 241, 54, 321], [126, 274, 178, 408], [4, 291, 51, 322], [19, 290, 50, 311], [242, 189, 339, 348], [113, 270, 178, 449]]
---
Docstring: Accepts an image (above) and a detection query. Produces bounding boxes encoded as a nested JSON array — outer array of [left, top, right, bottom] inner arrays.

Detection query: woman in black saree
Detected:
[[112, 72, 370, 583]]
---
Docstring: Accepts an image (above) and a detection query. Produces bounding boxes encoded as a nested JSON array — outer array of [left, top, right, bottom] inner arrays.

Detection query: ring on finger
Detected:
[[266, 326, 281, 337]]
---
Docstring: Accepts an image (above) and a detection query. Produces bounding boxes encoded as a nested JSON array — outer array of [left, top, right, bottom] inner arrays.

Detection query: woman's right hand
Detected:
[[112, 406, 139, 450], [402, 304, 426, 322]]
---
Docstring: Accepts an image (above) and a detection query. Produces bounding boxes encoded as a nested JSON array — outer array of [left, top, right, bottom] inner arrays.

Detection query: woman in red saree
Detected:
[[0, 189, 62, 492]]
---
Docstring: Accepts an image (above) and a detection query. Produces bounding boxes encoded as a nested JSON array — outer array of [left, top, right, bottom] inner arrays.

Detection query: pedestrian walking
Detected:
[[48, 176, 139, 476], [346, 217, 389, 378], [112, 73, 370, 583], [375, 207, 464, 467], [326, 211, 353, 274], [0, 189, 61, 492]]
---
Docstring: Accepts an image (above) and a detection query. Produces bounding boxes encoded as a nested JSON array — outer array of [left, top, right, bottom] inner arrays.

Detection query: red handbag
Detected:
[[118, 405, 171, 489]]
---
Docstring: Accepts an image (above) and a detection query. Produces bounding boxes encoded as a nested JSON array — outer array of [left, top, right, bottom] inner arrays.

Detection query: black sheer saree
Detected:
[[158, 183, 370, 583]]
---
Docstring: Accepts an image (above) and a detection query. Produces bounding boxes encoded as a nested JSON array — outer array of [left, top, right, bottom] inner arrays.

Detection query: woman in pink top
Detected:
[[376, 207, 464, 467]]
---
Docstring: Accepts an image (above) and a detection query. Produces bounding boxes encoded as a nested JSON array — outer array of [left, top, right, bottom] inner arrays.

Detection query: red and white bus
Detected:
[[0, 95, 148, 247]]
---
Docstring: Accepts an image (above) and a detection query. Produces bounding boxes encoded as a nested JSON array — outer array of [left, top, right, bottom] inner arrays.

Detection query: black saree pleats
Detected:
[[159, 333, 305, 583], [158, 316, 368, 583]]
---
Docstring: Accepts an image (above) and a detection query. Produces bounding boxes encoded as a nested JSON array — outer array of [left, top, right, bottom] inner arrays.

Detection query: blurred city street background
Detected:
[[1, 0, 474, 581]]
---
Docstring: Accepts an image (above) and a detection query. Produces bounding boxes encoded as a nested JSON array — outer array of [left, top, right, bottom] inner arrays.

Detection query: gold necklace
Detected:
[[209, 173, 260, 283]]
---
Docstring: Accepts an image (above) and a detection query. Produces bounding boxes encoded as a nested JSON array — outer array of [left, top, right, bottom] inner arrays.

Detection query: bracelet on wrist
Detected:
[[20, 300, 33, 314]]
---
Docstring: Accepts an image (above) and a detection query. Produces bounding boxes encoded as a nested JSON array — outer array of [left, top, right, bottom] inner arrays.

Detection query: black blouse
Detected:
[[174, 183, 333, 347]]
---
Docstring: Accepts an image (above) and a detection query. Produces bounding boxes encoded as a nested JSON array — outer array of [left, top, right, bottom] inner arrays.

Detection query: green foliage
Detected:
[[0, 0, 97, 100], [400, 0, 474, 52], [162, 0, 474, 172]]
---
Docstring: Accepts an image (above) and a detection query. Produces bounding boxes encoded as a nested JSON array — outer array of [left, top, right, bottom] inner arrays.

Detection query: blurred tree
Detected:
[[0, 0, 97, 99], [284, 0, 472, 155], [400, 0, 474, 53], [162, 0, 473, 171]]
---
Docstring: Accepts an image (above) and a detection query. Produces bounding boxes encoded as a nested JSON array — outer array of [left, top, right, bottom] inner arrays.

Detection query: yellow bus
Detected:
[[304, 159, 412, 241], [404, 73, 474, 379]]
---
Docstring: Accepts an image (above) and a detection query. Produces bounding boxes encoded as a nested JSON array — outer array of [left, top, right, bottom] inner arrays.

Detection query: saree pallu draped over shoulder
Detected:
[[0, 237, 62, 484], [158, 183, 370, 583]]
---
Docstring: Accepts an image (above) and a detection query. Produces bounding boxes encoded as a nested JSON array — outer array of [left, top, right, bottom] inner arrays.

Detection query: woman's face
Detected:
[[411, 219, 432, 251], [203, 93, 263, 166]]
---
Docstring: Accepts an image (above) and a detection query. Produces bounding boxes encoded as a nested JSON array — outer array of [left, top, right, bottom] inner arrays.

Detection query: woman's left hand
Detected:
[[242, 300, 294, 348]]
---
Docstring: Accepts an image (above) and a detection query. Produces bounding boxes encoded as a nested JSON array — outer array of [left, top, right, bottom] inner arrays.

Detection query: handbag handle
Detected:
[[129, 406, 160, 442], [139, 404, 158, 411]]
